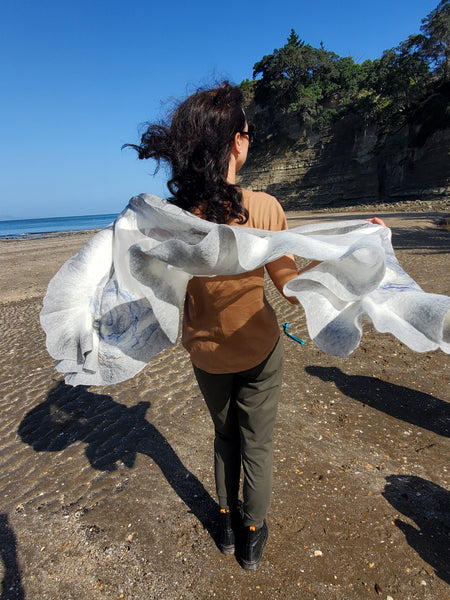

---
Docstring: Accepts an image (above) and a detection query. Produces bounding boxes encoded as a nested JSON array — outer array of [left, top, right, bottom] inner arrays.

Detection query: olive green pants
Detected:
[[193, 336, 284, 528]]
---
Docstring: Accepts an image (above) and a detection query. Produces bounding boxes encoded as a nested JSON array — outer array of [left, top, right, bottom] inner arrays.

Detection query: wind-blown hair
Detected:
[[124, 82, 248, 224]]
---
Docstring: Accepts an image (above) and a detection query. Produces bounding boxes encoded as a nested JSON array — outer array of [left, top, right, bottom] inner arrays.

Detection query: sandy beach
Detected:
[[0, 206, 449, 600]]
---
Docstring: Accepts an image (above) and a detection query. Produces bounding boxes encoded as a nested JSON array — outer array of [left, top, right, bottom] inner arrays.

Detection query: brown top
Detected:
[[182, 189, 288, 373]]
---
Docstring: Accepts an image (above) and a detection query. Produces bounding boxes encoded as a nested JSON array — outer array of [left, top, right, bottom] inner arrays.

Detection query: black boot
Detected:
[[218, 503, 243, 554], [239, 520, 268, 570], [218, 508, 235, 554]]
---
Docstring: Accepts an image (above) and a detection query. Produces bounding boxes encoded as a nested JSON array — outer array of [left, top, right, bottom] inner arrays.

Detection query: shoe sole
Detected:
[[219, 544, 235, 555]]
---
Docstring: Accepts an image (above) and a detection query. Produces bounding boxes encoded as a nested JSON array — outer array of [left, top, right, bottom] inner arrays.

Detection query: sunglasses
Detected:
[[238, 124, 256, 146]]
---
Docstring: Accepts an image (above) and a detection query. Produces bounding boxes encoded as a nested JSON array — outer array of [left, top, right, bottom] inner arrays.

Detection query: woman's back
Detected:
[[182, 189, 288, 373]]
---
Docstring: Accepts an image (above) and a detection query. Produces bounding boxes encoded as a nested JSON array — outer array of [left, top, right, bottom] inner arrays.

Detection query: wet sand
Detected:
[[0, 208, 449, 599]]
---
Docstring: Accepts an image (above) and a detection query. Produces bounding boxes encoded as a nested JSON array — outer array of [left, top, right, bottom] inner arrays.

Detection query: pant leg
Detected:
[[192, 367, 241, 510], [235, 336, 284, 527]]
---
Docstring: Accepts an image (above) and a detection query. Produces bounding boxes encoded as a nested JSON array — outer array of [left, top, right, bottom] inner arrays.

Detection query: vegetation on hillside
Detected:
[[240, 1, 449, 142]]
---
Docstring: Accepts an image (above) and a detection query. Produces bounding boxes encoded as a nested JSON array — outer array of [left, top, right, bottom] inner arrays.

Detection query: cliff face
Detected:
[[238, 112, 450, 210]]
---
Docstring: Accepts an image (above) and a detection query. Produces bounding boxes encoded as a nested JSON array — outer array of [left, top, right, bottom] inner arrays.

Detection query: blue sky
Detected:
[[0, 0, 439, 219]]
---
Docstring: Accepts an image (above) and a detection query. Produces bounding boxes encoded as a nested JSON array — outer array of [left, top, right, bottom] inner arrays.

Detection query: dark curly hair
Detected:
[[124, 82, 248, 224]]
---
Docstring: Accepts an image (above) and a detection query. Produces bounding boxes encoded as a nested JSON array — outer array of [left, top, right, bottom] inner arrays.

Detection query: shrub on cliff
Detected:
[[244, 2, 449, 140]]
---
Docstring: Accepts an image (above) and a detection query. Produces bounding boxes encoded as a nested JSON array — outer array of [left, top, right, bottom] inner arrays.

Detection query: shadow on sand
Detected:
[[0, 514, 25, 600], [305, 366, 449, 438], [383, 475, 450, 584], [18, 382, 217, 539]]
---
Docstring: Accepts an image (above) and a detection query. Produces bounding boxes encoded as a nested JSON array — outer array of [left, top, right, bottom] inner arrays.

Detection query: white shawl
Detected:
[[40, 194, 450, 386]]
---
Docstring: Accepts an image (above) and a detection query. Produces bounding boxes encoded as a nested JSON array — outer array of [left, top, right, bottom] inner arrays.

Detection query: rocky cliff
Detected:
[[238, 111, 450, 210]]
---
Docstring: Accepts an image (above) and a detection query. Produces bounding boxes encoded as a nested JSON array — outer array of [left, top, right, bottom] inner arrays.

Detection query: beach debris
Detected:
[[313, 550, 323, 557]]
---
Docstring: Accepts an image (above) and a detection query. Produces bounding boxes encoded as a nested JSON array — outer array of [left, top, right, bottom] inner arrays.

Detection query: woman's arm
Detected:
[[266, 255, 321, 305], [266, 217, 385, 305]]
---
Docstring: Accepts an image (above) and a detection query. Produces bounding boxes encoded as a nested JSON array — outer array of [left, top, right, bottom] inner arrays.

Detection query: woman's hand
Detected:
[[366, 216, 387, 227]]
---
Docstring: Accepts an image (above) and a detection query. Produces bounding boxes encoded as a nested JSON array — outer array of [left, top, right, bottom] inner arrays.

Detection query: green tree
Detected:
[[404, 0, 450, 81], [252, 29, 362, 122], [370, 47, 431, 103], [252, 29, 314, 109], [248, 3, 448, 135], [238, 79, 256, 104]]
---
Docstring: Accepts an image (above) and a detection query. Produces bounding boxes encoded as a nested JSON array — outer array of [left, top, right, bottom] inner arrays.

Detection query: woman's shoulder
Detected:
[[240, 188, 287, 231], [241, 188, 279, 206]]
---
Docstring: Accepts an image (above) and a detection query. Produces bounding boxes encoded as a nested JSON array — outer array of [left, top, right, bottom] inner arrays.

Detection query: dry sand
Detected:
[[0, 208, 449, 600]]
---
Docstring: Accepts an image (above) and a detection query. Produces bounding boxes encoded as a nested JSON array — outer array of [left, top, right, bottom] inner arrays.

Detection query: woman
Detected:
[[127, 81, 319, 570]]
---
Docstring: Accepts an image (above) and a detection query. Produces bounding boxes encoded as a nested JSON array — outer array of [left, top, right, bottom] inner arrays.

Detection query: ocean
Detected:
[[0, 213, 118, 239]]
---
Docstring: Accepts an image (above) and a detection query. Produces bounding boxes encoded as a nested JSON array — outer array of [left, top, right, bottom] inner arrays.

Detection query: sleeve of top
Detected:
[[265, 194, 288, 232], [242, 190, 288, 232]]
